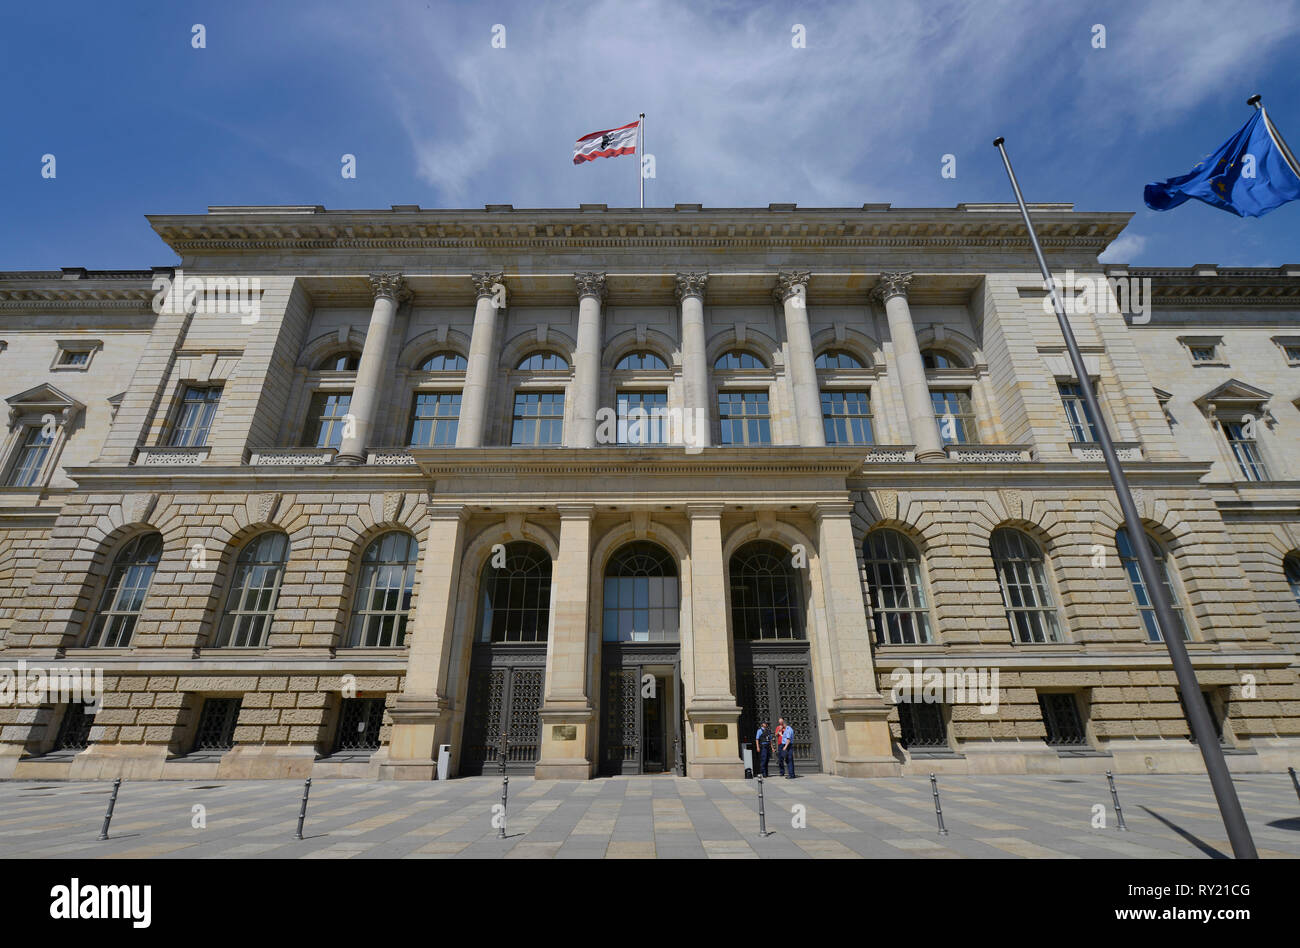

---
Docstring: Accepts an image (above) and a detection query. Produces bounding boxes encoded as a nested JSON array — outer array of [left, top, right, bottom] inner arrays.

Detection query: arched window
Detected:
[[86, 533, 163, 647], [603, 542, 678, 642], [921, 349, 966, 369], [615, 351, 668, 371], [216, 532, 289, 647], [1116, 528, 1189, 642], [864, 529, 932, 644], [347, 532, 418, 647], [990, 528, 1062, 643], [730, 541, 804, 640], [1286, 552, 1300, 608], [478, 542, 552, 642], [516, 351, 568, 371], [715, 350, 767, 370], [814, 350, 865, 370], [317, 350, 361, 371], [419, 351, 467, 372]]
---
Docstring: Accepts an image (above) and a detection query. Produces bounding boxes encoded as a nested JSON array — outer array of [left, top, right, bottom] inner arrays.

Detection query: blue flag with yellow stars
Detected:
[[1145, 109, 1300, 217]]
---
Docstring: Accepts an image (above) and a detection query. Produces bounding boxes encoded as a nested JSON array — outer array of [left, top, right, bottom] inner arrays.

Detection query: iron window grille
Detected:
[[85, 532, 164, 647], [334, 698, 385, 752], [897, 702, 948, 749], [192, 697, 241, 752], [1115, 528, 1189, 642], [166, 385, 221, 447], [1058, 381, 1100, 443], [729, 541, 805, 641], [477, 542, 552, 642], [991, 528, 1063, 643], [1223, 421, 1268, 481], [930, 389, 975, 444], [1038, 692, 1088, 746], [216, 532, 289, 647], [864, 529, 933, 644], [602, 542, 679, 642], [718, 390, 772, 445], [821, 389, 874, 445], [347, 532, 418, 647], [301, 391, 352, 448], [408, 392, 461, 446], [54, 703, 95, 752], [511, 391, 564, 445], [1178, 689, 1226, 745], [6, 425, 53, 487]]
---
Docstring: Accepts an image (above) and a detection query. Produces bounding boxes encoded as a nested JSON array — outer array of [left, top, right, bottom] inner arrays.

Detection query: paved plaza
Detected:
[[0, 772, 1296, 859]]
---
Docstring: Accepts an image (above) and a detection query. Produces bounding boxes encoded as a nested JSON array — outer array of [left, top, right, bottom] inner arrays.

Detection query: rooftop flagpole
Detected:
[[992, 135, 1258, 860], [639, 113, 646, 208]]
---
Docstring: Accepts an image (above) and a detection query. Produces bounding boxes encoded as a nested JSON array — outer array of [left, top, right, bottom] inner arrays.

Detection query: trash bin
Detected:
[[437, 744, 451, 781], [742, 747, 754, 780]]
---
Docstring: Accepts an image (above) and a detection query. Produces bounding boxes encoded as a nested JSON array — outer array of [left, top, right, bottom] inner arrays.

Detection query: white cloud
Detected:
[[1098, 233, 1147, 263]]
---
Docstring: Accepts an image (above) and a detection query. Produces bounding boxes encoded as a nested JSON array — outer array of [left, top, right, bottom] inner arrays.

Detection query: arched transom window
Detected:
[[990, 528, 1062, 643], [1115, 528, 1189, 642], [729, 540, 805, 641], [516, 351, 569, 371], [419, 351, 467, 371], [478, 542, 552, 643], [348, 532, 418, 647], [603, 542, 679, 642], [615, 351, 668, 371], [864, 529, 932, 644], [217, 532, 289, 647], [86, 532, 164, 648]]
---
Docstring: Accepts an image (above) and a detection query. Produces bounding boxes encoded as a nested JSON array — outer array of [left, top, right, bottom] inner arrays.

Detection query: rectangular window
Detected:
[[1058, 381, 1099, 443], [6, 425, 53, 487], [1038, 693, 1088, 747], [1189, 346, 1217, 362], [897, 702, 948, 749], [616, 390, 668, 444], [821, 390, 874, 445], [930, 389, 975, 445], [718, 391, 771, 445], [1223, 421, 1268, 481], [167, 385, 222, 447], [58, 349, 91, 367], [192, 697, 242, 752], [511, 391, 564, 446], [1178, 689, 1226, 745], [1285, 345, 1300, 363], [53, 703, 95, 752], [408, 392, 460, 446], [334, 697, 385, 752], [301, 391, 352, 449]]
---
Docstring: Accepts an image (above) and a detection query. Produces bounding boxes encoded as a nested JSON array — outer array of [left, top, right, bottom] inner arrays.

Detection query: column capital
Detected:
[[685, 502, 726, 520], [813, 501, 856, 522], [368, 272, 411, 302], [425, 503, 471, 523], [674, 271, 709, 302], [870, 271, 913, 305], [470, 270, 506, 300], [573, 271, 607, 302], [555, 503, 596, 520], [773, 270, 811, 304]]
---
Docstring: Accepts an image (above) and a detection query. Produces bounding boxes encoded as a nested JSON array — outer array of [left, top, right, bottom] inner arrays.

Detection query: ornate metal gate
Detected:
[[735, 642, 820, 771], [460, 643, 545, 775], [599, 644, 683, 776]]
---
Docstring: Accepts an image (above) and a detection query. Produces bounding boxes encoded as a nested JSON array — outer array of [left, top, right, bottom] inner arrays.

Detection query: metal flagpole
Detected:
[[638, 113, 645, 208], [992, 136, 1258, 860], [1249, 94, 1300, 181]]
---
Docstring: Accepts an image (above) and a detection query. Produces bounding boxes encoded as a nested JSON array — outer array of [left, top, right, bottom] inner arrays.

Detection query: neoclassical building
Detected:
[[0, 203, 1297, 781]]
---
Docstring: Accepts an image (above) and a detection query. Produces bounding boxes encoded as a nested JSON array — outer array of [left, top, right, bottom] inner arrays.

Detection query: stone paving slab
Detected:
[[0, 772, 1295, 859]]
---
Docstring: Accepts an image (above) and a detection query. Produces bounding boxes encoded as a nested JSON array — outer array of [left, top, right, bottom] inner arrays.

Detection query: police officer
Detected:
[[778, 717, 795, 779], [754, 720, 771, 777]]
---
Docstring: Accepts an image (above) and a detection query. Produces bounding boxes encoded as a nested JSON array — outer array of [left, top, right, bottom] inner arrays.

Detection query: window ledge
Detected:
[[248, 447, 336, 466], [904, 748, 965, 759], [945, 443, 1033, 462], [1070, 441, 1143, 461], [136, 445, 211, 466], [1049, 746, 1111, 758], [862, 444, 916, 463], [366, 448, 418, 466]]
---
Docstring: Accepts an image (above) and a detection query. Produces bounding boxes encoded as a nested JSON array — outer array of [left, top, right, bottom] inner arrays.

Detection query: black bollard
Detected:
[[756, 775, 770, 837], [1289, 767, 1300, 804], [294, 778, 312, 840], [98, 777, 121, 840], [498, 733, 510, 839], [1106, 771, 1128, 831], [929, 773, 948, 836]]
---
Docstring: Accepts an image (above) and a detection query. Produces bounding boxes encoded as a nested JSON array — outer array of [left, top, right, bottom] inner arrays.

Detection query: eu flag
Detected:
[[1145, 109, 1300, 217]]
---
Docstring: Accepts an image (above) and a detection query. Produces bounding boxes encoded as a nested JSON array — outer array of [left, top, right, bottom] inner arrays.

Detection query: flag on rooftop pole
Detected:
[[573, 118, 644, 207], [1144, 95, 1300, 218]]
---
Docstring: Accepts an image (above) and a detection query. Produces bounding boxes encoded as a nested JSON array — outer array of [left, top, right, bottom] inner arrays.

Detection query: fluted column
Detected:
[[337, 272, 407, 464], [873, 272, 945, 460], [569, 272, 606, 448], [455, 271, 505, 448], [776, 271, 825, 446], [675, 272, 711, 450]]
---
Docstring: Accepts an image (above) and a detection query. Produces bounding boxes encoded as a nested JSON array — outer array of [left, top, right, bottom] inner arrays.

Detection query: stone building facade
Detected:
[[0, 203, 1296, 781]]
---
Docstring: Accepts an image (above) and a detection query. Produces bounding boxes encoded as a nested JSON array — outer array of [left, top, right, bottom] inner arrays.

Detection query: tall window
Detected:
[[167, 385, 221, 447], [347, 532, 418, 647], [419, 351, 467, 371], [1223, 421, 1268, 480], [864, 529, 932, 644], [6, 425, 53, 487], [516, 351, 568, 371], [821, 390, 874, 445], [730, 541, 804, 641], [1115, 528, 1188, 642], [1285, 552, 1300, 608], [815, 350, 864, 370], [715, 350, 766, 370], [931, 389, 975, 444], [718, 391, 771, 445], [615, 351, 667, 371], [922, 349, 965, 369], [317, 351, 361, 371], [990, 528, 1062, 643], [603, 542, 679, 642], [1058, 381, 1099, 443], [86, 533, 164, 647], [216, 532, 289, 647], [478, 542, 552, 642], [302, 391, 352, 448], [616, 390, 668, 444], [408, 392, 460, 446], [511, 392, 564, 445]]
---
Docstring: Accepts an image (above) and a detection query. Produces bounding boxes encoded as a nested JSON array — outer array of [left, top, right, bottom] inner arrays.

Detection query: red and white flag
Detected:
[[573, 120, 640, 165]]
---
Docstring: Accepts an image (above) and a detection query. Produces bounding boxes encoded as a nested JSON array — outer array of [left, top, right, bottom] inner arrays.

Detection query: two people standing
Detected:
[[753, 716, 796, 779]]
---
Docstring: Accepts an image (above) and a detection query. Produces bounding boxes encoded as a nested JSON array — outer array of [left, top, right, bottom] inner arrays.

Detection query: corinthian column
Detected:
[[675, 272, 711, 450], [569, 272, 606, 448], [337, 272, 407, 464], [872, 272, 945, 460], [775, 271, 825, 447], [455, 271, 505, 448]]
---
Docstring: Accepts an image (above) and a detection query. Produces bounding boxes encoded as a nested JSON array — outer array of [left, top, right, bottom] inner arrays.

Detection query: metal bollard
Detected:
[[756, 775, 770, 837], [929, 773, 948, 836], [98, 777, 121, 841], [294, 778, 312, 840], [498, 733, 510, 839], [1106, 771, 1128, 831], [1289, 767, 1300, 804]]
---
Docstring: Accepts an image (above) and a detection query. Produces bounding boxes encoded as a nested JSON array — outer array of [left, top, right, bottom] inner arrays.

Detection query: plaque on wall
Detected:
[[703, 724, 728, 740], [552, 724, 577, 741]]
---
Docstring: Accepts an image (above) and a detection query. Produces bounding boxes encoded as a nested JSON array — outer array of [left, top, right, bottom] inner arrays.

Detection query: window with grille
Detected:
[[85, 533, 163, 647], [302, 391, 352, 448], [990, 528, 1063, 643], [478, 542, 552, 642], [511, 391, 564, 445], [616, 390, 668, 444], [931, 389, 975, 444], [1115, 528, 1189, 642], [408, 392, 460, 446], [347, 532, 418, 647], [718, 391, 771, 445], [6, 425, 53, 487], [1223, 421, 1268, 480], [54, 703, 95, 752], [814, 350, 865, 370], [216, 532, 289, 647], [864, 529, 933, 644], [1178, 689, 1225, 745], [1058, 381, 1100, 443], [821, 390, 874, 445], [897, 702, 947, 749], [614, 351, 667, 371], [167, 385, 221, 447], [192, 697, 241, 752], [419, 351, 467, 371], [334, 698, 385, 752], [729, 541, 805, 641], [1038, 693, 1088, 746], [602, 542, 679, 642]]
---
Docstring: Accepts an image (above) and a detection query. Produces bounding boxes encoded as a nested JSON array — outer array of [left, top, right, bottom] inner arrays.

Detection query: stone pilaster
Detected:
[[775, 270, 825, 446], [872, 272, 945, 460], [675, 272, 712, 450], [455, 271, 505, 448], [337, 272, 407, 463], [569, 272, 606, 448]]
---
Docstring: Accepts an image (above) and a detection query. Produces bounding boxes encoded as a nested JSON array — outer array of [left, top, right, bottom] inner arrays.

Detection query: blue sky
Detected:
[[3, 0, 1299, 270]]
